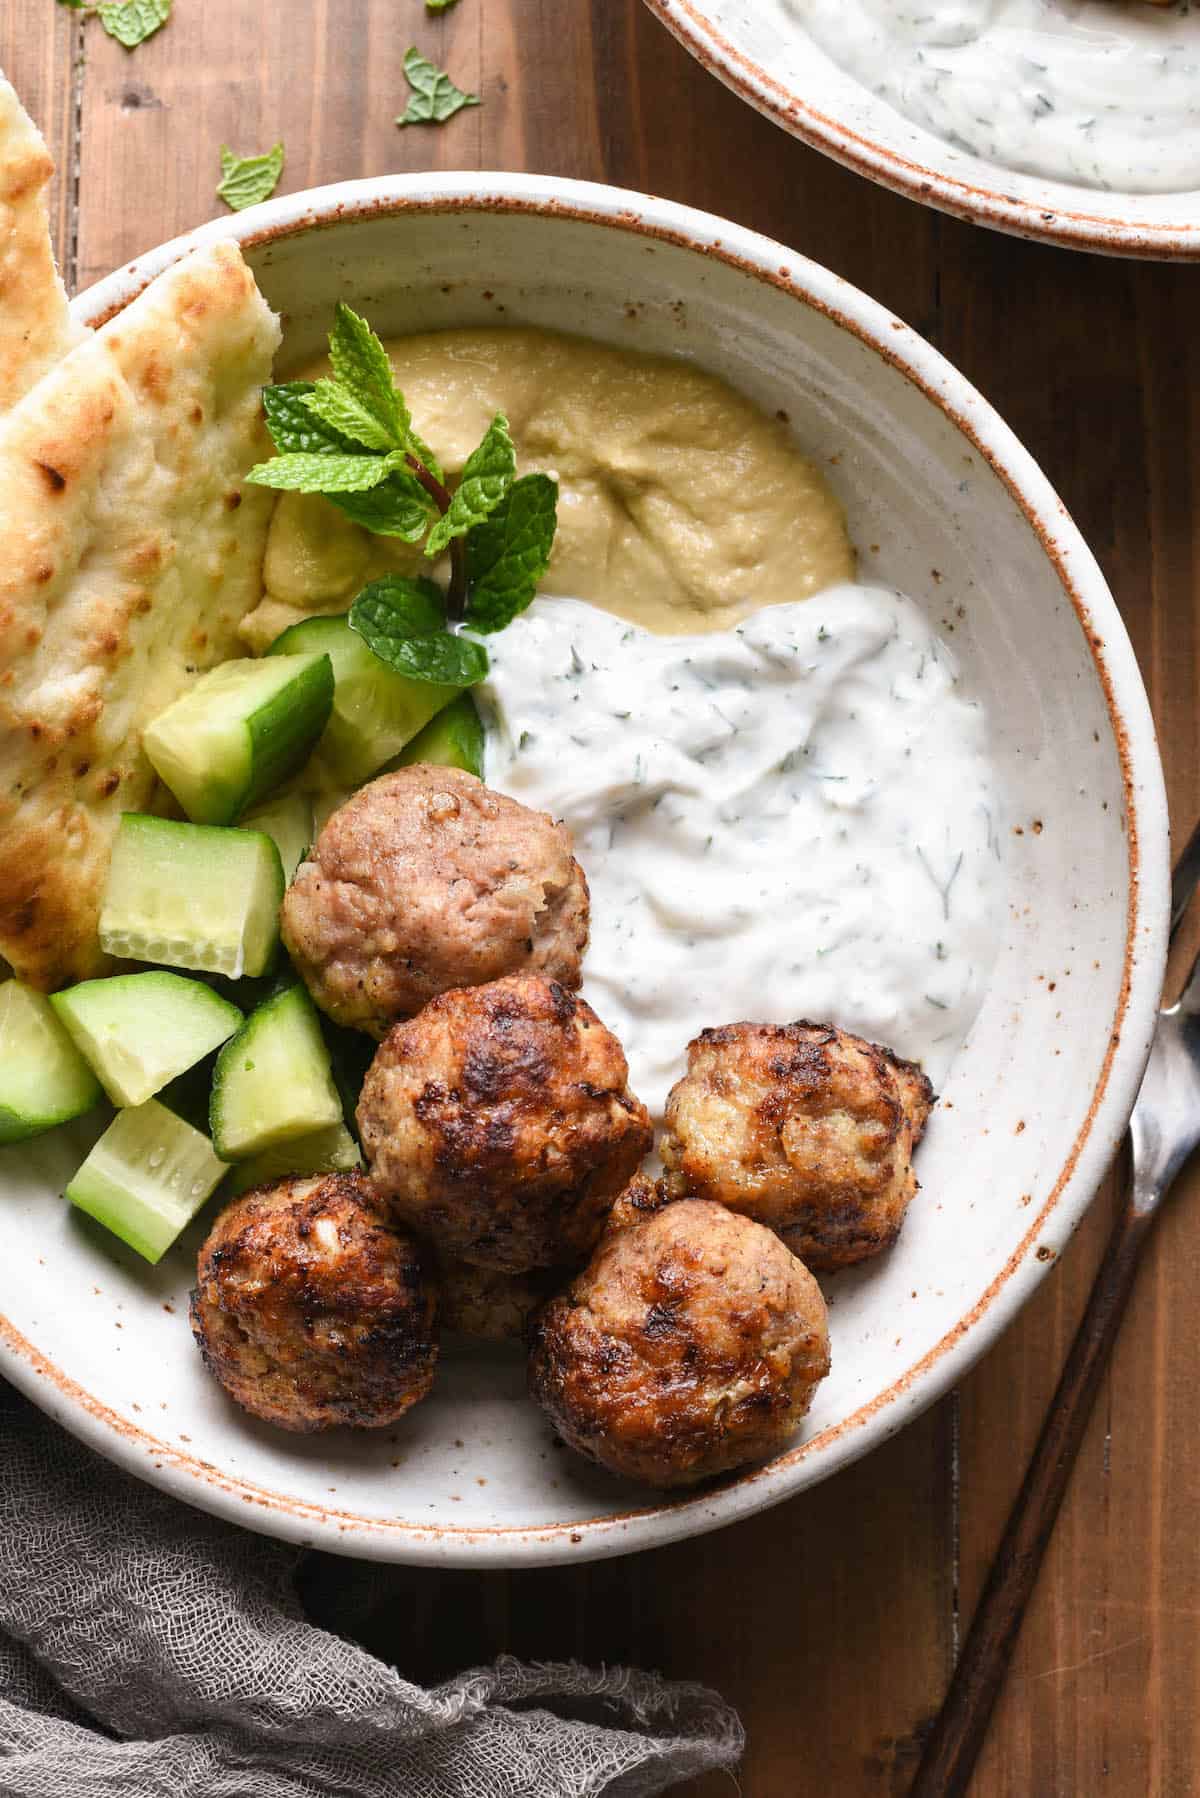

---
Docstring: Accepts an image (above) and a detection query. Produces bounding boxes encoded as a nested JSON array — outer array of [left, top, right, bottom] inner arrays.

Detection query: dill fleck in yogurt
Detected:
[[481, 588, 1001, 1118], [783, 0, 1200, 193]]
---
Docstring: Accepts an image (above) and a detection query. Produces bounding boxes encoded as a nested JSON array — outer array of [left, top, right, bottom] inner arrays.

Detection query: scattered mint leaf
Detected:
[[55, 1, 91, 11], [350, 578, 488, 687], [328, 304, 407, 447], [396, 47, 480, 127], [217, 142, 285, 212], [426, 0, 460, 11], [262, 382, 362, 457], [245, 450, 403, 494], [97, 0, 170, 47], [426, 413, 515, 557], [301, 379, 396, 453], [465, 473, 559, 632], [330, 474, 435, 541], [351, 576, 446, 638]]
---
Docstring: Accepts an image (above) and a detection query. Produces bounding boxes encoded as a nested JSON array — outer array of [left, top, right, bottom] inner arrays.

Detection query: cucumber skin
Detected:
[[268, 614, 459, 784], [391, 693, 485, 779], [50, 971, 242, 1108], [210, 982, 343, 1161], [241, 655, 334, 822], [226, 1123, 362, 1195], [0, 982, 103, 1144]]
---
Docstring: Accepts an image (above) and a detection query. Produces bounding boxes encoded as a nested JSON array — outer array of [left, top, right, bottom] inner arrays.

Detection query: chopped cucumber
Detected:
[[240, 791, 313, 885], [268, 614, 460, 785], [51, 972, 241, 1109], [0, 981, 103, 1144], [210, 983, 342, 1160], [391, 693, 485, 779], [100, 815, 285, 980], [143, 654, 334, 827], [225, 1122, 362, 1195], [66, 1098, 227, 1264]]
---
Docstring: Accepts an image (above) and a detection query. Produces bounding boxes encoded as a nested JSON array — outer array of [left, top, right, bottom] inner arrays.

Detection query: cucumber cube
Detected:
[[391, 693, 485, 779], [143, 653, 334, 826], [51, 972, 241, 1108], [210, 983, 343, 1161], [225, 1122, 362, 1195], [239, 792, 313, 885], [268, 614, 459, 785], [66, 1098, 228, 1263], [0, 981, 103, 1144], [99, 814, 285, 979]]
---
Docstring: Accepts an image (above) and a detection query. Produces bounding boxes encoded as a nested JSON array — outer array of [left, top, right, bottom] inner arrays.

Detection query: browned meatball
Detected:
[[604, 1171, 673, 1234], [438, 1259, 565, 1342], [190, 1172, 438, 1432], [528, 1198, 830, 1488], [281, 764, 589, 1037], [660, 1020, 935, 1271], [358, 975, 653, 1272]]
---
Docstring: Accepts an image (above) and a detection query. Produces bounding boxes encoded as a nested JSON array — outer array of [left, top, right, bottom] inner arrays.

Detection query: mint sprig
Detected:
[[249, 304, 558, 702], [349, 578, 489, 688], [396, 48, 480, 126], [217, 142, 284, 212], [426, 414, 515, 557], [465, 474, 559, 633]]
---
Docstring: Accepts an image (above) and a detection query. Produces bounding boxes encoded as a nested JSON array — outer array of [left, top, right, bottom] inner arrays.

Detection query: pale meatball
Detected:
[[281, 765, 589, 1037], [190, 1173, 438, 1432], [528, 1198, 830, 1488], [358, 975, 653, 1272], [660, 1020, 935, 1271]]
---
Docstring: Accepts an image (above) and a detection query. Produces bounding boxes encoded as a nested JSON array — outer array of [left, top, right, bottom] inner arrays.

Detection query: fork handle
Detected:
[[909, 1191, 1153, 1798]]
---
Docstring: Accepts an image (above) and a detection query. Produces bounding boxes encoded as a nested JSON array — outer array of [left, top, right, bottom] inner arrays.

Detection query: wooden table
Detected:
[[7, 3, 1197, 1791]]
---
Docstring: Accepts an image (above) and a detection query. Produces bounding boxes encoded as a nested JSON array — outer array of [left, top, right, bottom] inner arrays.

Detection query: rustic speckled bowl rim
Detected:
[[0, 173, 1169, 1565], [643, 0, 1200, 260]]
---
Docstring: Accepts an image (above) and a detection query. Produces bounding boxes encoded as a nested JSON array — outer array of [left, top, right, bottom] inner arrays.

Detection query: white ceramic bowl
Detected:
[[645, 0, 1200, 259], [0, 174, 1169, 1564]]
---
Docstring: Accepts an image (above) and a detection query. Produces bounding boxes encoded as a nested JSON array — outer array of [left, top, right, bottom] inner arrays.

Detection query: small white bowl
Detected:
[[645, 0, 1200, 259], [0, 174, 1168, 1564]]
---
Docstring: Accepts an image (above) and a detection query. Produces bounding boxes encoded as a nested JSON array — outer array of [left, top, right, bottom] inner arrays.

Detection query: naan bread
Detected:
[[0, 73, 81, 412], [0, 241, 281, 989]]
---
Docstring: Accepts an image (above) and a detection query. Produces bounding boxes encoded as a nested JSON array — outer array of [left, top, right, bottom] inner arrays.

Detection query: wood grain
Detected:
[[6, 1, 1200, 1792]]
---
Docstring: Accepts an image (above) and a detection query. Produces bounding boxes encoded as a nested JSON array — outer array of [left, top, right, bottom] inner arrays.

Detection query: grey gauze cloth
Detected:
[[0, 1388, 742, 1797]]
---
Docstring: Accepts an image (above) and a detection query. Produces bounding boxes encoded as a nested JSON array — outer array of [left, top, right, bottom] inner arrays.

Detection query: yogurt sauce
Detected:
[[784, 0, 1200, 193], [481, 587, 1001, 1119]]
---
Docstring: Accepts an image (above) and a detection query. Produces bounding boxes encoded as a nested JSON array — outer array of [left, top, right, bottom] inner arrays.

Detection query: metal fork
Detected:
[[910, 820, 1200, 1797]]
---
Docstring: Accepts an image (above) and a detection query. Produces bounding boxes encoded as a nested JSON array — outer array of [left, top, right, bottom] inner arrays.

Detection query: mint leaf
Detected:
[[330, 474, 435, 541], [396, 47, 480, 126], [262, 382, 361, 457], [328, 304, 406, 447], [301, 379, 396, 453], [350, 579, 488, 687], [351, 576, 446, 638], [426, 0, 460, 10], [97, 0, 170, 46], [426, 413, 515, 557], [465, 473, 559, 632], [245, 450, 400, 494], [217, 142, 284, 212]]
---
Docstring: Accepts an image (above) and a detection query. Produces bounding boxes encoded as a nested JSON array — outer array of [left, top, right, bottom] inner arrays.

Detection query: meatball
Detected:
[[604, 1171, 673, 1234], [660, 1020, 935, 1271], [281, 764, 589, 1036], [358, 975, 653, 1272], [528, 1199, 830, 1488], [190, 1172, 438, 1432], [438, 1259, 565, 1342]]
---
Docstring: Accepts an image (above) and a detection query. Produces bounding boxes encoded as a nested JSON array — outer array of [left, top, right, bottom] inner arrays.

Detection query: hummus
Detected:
[[241, 327, 854, 648]]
